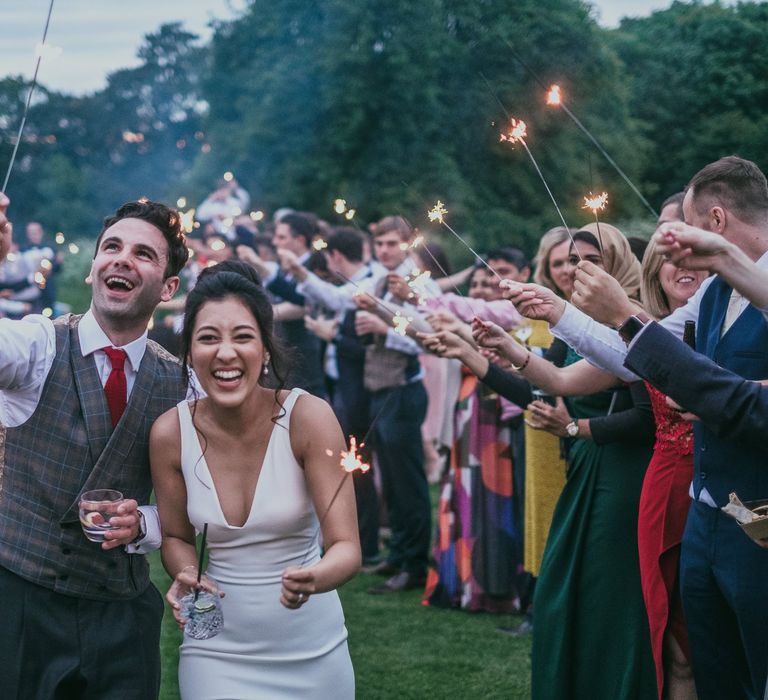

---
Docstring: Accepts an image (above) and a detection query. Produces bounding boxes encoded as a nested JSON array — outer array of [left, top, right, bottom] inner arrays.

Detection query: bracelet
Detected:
[[180, 565, 198, 576], [511, 350, 531, 372]]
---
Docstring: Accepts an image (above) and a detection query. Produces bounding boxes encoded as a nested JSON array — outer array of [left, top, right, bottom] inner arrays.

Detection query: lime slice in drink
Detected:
[[194, 598, 216, 613]]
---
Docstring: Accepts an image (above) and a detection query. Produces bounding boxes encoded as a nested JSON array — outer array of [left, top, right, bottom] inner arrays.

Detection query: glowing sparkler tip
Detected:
[[499, 118, 528, 144], [344, 209, 356, 220], [582, 191, 609, 213], [427, 201, 448, 224], [392, 311, 414, 336], [546, 84, 562, 106], [410, 234, 425, 250], [333, 198, 347, 214], [339, 437, 370, 473], [223, 171, 234, 182], [312, 238, 328, 251]]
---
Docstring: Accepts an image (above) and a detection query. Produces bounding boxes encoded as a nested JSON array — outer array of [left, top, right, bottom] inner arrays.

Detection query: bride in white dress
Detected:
[[150, 262, 360, 699]]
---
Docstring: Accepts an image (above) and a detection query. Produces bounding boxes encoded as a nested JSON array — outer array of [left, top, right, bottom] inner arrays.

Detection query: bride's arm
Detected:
[[150, 409, 219, 627], [282, 395, 361, 609]]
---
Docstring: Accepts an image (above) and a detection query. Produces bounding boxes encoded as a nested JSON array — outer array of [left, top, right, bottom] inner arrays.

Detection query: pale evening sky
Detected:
[[1, 0, 702, 95]]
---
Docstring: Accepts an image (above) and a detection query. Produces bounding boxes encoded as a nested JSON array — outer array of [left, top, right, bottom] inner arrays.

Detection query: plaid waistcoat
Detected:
[[363, 278, 420, 392], [0, 314, 185, 600]]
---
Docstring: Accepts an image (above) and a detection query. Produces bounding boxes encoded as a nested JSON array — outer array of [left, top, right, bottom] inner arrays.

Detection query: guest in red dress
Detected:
[[638, 232, 707, 699]]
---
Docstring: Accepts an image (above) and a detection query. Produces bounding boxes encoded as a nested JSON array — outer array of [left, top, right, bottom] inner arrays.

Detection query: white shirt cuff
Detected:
[[125, 505, 161, 554]]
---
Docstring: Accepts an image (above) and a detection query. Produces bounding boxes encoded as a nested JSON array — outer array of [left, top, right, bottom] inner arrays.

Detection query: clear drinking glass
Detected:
[[79, 489, 124, 542], [180, 585, 224, 640]]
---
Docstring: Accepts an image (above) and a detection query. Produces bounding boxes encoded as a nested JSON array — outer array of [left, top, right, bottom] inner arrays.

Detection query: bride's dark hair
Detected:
[[181, 260, 289, 418]]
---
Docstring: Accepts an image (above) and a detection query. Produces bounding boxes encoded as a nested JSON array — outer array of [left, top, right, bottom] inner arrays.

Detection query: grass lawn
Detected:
[[151, 552, 532, 699]]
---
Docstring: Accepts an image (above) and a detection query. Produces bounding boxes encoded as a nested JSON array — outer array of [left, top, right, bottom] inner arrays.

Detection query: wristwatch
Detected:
[[131, 510, 147, 544], [617, 313, 650, 344], [565, 420, 580, 438]]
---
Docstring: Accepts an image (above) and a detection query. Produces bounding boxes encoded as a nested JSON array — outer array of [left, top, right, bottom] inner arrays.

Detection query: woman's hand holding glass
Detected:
[[167, 566, 224, 630]]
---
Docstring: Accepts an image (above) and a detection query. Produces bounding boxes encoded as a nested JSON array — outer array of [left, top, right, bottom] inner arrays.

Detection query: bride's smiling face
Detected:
[[189, 296, 269, 406]]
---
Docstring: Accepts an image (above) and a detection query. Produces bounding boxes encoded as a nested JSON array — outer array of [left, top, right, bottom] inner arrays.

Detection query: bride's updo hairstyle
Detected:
[[180, 260, 288, 398]]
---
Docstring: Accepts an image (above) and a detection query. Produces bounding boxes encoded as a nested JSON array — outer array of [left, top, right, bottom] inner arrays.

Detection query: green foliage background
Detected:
[[1, 0, 767, 277]]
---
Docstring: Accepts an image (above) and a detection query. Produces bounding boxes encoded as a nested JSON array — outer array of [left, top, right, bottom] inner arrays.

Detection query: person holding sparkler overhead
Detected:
[[151, 261, 358, 699]]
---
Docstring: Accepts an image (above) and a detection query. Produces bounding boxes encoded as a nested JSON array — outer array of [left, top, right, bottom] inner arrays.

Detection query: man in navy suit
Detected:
[[265, 212, 326, 397]]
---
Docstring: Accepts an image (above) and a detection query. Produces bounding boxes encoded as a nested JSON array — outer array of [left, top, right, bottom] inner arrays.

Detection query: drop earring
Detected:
[[262, 361, 270, 376]]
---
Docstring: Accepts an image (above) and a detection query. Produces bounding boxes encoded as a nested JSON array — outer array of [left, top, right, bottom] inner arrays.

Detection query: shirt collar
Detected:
[[78, 309, 148, 372]]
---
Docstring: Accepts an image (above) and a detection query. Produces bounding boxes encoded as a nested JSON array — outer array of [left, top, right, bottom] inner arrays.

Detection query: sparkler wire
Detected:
[[2, 0, 56, 192], [296, 390, 397, 570]]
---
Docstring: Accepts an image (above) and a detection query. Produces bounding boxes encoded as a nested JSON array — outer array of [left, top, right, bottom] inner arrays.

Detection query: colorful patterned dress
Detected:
[[423, 370, 520, 612]]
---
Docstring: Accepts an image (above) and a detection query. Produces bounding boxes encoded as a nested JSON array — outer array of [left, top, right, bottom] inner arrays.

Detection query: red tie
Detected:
[[102, 347, 128, 427]]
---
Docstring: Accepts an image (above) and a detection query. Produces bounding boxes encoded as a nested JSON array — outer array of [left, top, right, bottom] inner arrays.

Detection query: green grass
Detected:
[[150, 553, 532, 699]]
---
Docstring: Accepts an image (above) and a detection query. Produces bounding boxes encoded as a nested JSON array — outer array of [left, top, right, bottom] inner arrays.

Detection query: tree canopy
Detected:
[[1, 1, 766, 258]]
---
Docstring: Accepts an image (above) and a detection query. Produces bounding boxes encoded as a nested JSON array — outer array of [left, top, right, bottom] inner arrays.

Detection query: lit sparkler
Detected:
[[546, 85, 657, 218], [582, 191, 608, 252], [334, 198, 347, 214], [498, 117, 578, 258], [392, 311, 414, 336], [179, 208, 196, 234], [312, 238, 328, 251], [499, 118, 528, 144], [340, 437, 370, 473], [406, 269, 433, 305], [427, 201, 505, 279], [546, 84, 562, 106]]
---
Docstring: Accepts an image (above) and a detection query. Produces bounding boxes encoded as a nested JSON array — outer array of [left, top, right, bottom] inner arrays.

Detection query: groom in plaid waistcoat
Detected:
[[0, 194, 189, 699]]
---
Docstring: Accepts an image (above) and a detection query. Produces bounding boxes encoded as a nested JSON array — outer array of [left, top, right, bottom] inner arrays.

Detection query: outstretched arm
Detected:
[[625, 321, 768, 445]]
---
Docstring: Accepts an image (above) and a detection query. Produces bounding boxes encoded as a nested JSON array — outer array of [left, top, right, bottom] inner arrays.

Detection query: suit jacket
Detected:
[[625, 321, 768, 449], [267, 270, 325, 396]]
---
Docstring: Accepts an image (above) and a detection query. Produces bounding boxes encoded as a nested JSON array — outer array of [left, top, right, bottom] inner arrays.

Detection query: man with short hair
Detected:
[[0, 193, 189, 699], [487, 246, 530, 282], [353, 216, 436, 593], [266, 212, 326, 397]]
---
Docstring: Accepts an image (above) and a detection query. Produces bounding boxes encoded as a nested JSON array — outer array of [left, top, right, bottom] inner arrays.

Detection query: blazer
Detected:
[[625, 321, 768, 449]]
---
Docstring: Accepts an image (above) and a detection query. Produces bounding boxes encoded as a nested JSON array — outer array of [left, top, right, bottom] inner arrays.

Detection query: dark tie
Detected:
[[102, 347, 128, 427]]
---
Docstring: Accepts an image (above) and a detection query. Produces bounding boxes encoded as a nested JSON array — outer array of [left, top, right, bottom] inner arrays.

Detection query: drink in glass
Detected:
[[180, 587, 224, 640], [79, 489, 124, 542]]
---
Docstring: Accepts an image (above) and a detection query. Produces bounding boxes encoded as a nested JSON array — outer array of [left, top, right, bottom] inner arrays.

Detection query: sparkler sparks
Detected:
[[340, 437, 370, 473], [312, 238, 328, 251], [179, 208, 196, 234], [334, 198, 347, 214], [392, 311, 414, 336], [582, 192, 608, 214], [499, 118, 528, 144], [546, 84, 562, 106], [427, 201, 448, 224], [406, 269, 433, 305], [427, 200, 504, 279]]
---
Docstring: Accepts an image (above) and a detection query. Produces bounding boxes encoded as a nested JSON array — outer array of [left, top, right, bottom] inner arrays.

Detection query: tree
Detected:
[[609, 1, 768, 197]]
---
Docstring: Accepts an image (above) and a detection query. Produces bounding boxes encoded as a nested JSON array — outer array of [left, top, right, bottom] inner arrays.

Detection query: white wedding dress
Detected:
[[176, 389, 354, 699]]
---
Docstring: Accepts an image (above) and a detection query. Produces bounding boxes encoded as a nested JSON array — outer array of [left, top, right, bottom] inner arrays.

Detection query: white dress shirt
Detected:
[[549, 251, 768, 507], [0, 309, 165, 553]]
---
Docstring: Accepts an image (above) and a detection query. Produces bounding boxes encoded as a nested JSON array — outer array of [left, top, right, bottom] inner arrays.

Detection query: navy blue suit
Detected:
[[267, 271, 326, 398], [625, 321, 768, 445], [625, 280, 768, 700]]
